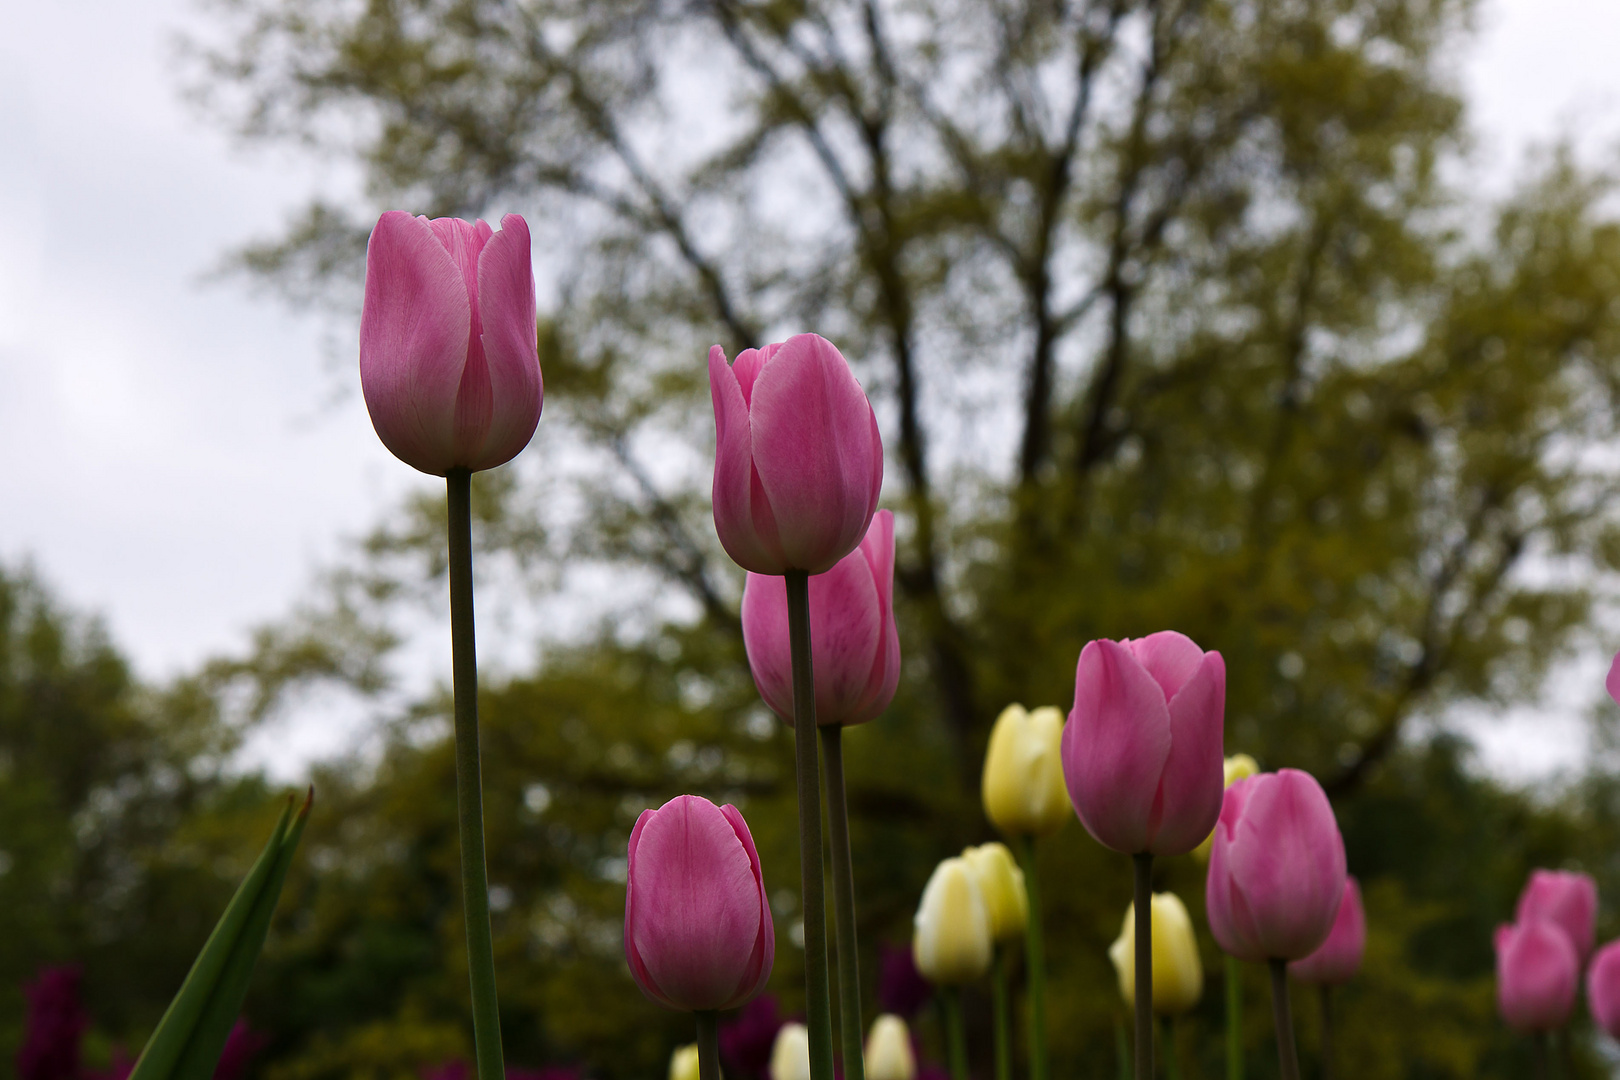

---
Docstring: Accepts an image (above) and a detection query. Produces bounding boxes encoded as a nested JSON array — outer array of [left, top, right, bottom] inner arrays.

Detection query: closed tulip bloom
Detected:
[[1586, 940, 1620, 1038], [1516, 869, 1598, 960], [709, 334, 884, 575], [913, 857, 993, 986], [1495, 921, 1579, 1032], [1289, 877, 1366, 985], [960, 843, 1028, 942], [360, 212, 542, 476], [1107, 892, 1203, 1016], [1608, 649, 1620, 707], [741, 510, 899, 726], [865, 1015, 916, 1080], [669, 1045, 700, 1080], [1193, 753, 1261, 862], [981, 705, 1070, 837], [1062, 632, 1226, 856], [1205, 769, 1347, 962], [768, 1024, 812, 1080], [624, 795, 774, 1011]]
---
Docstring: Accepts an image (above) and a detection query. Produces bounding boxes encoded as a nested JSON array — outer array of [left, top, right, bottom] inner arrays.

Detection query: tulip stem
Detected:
[[786, 570, 836, 1080], [1224, 956, 1243, 1080], [1533, 1032, 1549, 1080], [991, 947, 1012, 1080], [820, 725, 866, 1080], [1114, 1016, 1130, 1080], [943, 989, 969, 1080], [1015, 837, 1049, 1080], [1317, 986, 1332, 1080], [696, 1011, 720, 1080], [1133, 853, 1153, 1080], [447, 469, 504, 1080], [1266, 960, 1300, 1080], [1160, 1019, 1180, 1080]]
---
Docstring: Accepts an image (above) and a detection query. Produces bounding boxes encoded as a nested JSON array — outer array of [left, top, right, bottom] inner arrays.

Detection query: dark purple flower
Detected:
[[878, 945, 930, 1020], [18, 967, 88, 1080], [719, 994, 784, 1080], [212, 1021, 268, 1080]]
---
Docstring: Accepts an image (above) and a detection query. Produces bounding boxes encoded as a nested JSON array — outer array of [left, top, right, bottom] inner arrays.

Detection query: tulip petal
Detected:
[[721, 803, 775, 1006], [461, 214, 543, 470], [711, 346, 785, 572], [624, 809, 677, 1008], [1225, 770, 1346, 959], [1146, 651, 1226, 855], [1127, 631, 1206, 701], [1608, 650, 1620, 707], [741, 572, 794, 720], [807, 547, 883, 722], [1063, 639, 1172, 854], [854, 510, 901, 724]]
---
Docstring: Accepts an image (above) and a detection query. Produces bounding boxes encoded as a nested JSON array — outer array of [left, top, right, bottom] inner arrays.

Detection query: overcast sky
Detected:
[[2, 0, 1619, 780]]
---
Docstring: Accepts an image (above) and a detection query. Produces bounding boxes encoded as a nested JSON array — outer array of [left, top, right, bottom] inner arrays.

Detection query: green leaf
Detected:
[[128, 789, 313, 1080]]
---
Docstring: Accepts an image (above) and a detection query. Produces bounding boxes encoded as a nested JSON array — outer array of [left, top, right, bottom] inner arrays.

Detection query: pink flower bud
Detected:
[[624, 795, 774, 1012], [1205, 769, 1347, 961], [1495, 920, 1578, 1033], [1288, 877, 1366, 985], [709, 335, 883, 574], [360, 212, 542, 475], [740, 510, 899, 727], [1061, 633, 1225, 855], [1515, 869, 1598, 960], [1586, 939, 1620, 1038]]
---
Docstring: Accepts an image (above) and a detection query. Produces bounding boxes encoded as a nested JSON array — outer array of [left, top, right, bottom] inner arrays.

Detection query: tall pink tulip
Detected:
[[1515, 869, 1598, 960], [708, 335, 883, 575], [1288, 877, 1365, 985], [741, 511, 899, 727], [1062, 632, 1226, 856], [360, 212, 542, 476], [1205, 769, 1347, 962], [1607, 649, 1620, 706], [625, 795, 775, 1012], [1495, 921, 1578, 1032], [1587, 939, 1620, 1038]]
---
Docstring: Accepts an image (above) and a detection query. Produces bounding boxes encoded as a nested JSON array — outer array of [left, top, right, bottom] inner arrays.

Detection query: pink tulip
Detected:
[[1586, 939, 1620, 1038], [624, 794, 774, 1012], [360, 212, 542, 476], [740, 510, 899, 727], [708, 335, 883, 575], [1288, 877, 1366, 984], [1607, 649, 1620, 706], [1516, 869, 1598, 959], [1205, 769, 1347, 961], [1061, 632, 1226, 855], [1495, 920, 1578, 1032]]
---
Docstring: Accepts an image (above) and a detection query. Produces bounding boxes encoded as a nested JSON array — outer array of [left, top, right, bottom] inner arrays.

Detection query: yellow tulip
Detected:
[[981, 704, 1071, 837], [912, 856, 993, 985], [1107, 892, 1203, 1016], [769, 1023, 812, 1080], [669, 1045, 700, 1080], [865, 1014, 916, 1080], [961, 842, 1028, 942], [1192, 753, 1260, 862]]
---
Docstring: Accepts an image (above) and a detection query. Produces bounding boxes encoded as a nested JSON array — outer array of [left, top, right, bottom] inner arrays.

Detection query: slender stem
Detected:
[[1317, 985, 1333, 1080], [1133, 853, 1153, 1080], [1115, 1016, 1131, 1080], [1558, 1027, 1576, 1079], [821, 725, 866, 1080], [1267, 960, 1300, 1080], [1015, 837, 1050, 1080], [1160, 1018, 1180, 1080], [696, 1011, 720, 1080], [786, 571, 835, 1080], [1533, 1031, 1549, 1080], [447, 469, 504, 1080], [991, 947, 1012, 1080], [944, 989, 969, 1080], [1224, 956, 1243, 1080]]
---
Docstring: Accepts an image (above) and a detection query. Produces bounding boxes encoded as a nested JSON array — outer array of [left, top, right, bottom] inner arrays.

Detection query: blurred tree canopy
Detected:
[[14, 0, 1620, 1077]]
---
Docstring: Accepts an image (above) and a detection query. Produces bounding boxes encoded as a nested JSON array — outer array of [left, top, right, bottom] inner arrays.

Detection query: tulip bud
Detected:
[[742, 511, 899, 727], [360, 212, 543, 476], [1062, 633, 1226, 856], [768, 1023, 812, 1080], [709, 335, 884, 575], [960, 843, 1028, 943], [981, 705, 1070, 838], [913, 857, 993, 986], [1587, 939, 1620, 1038], [1107, 892, 1203, 1015], [624, 795, 774, 1011], [1193, 754, 1260, 862], [1515, 869, 1598, 960], [1289, 877, 1366, 985], [1495, 920, 1578, 1032], [669, 1045, 700, 1080], [1205, 769, 1347, 962], [1607, 649, 1620, 707], [865, 1015, 916, 1080]]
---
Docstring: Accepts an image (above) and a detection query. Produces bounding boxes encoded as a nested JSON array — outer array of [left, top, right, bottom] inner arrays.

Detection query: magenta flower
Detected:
[[17, 966, 87, 1080], [360, 212, 542, 476], [1288, 877, 1366, 985], [624, 794, 775, 1011], [1608, 649, 1620, 706], [1515, 869, 1598, 960], [1205, 769, 1347, 962], [1587, 939, 1620, 1038], [1495, 920, 1578, 1032], [708, 334, 883, 575], [719, 994, 786, 1080], [741, 510, 899, 726], [1061, 632, 1225, 855]]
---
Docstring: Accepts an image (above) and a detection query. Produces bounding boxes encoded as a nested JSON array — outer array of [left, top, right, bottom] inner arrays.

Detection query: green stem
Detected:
[[1533, 1031, 1549, 1080], [786, 571, 835, 1080], [944, 989, 969, 1080], [1317, 985, 1332, 1080], [1558, 1027, 1576, 1079], [1225, 956, 1243, 1080], [1115, 1016, 1131, 1080], [447, 469, 504, 1080], [1133, 853, 1153, 1080], [1160, 1018, 1180, 1080], [820, 725, 866, 1080], [696, 1011, 720, 1080], [1267, 960, 1300, 1080], [1015, 837, 1049, 1080], [992, 947, 1012, 1080]]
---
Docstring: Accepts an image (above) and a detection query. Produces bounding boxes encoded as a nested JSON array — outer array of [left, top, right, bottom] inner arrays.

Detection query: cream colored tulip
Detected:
[[961, 842, 1028, 942], [1192, 753, 1261, 862], [865, 1014, 916, 1080], [981, 704, 1071, 837], [1107, 892, 1203, 1016], [769, 1023, 812, 1080], [913, 856, 993, 985], [669, 1045, 700, 1080]]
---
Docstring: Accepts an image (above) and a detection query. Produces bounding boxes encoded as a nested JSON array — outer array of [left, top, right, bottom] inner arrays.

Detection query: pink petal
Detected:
[[1497, 920, 1579, 1031], [1062, 639, 1172, 854], [720, 803, 775, 1007], [1225, 770, 1346, 959], [1145, 650, 1226, 855], [851, 510, 900, 723], [741, 572, 794, 719], [806, 547, 883, 723], [625, 809, 676, 1008], [1290, 877, 1366, 984], [1608, 650, 1620, 707], [1588, 941, 1620, 1037], [1516, 869, 1598, 959], [1126, 631, 1206, 701], [710, 346, 785, 573], [732, 346, 769, 406], [466, 214, 542, 470]]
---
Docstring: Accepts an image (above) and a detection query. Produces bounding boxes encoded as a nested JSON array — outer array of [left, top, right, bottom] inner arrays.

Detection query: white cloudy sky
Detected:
[[1, 0, 1618, 780]]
